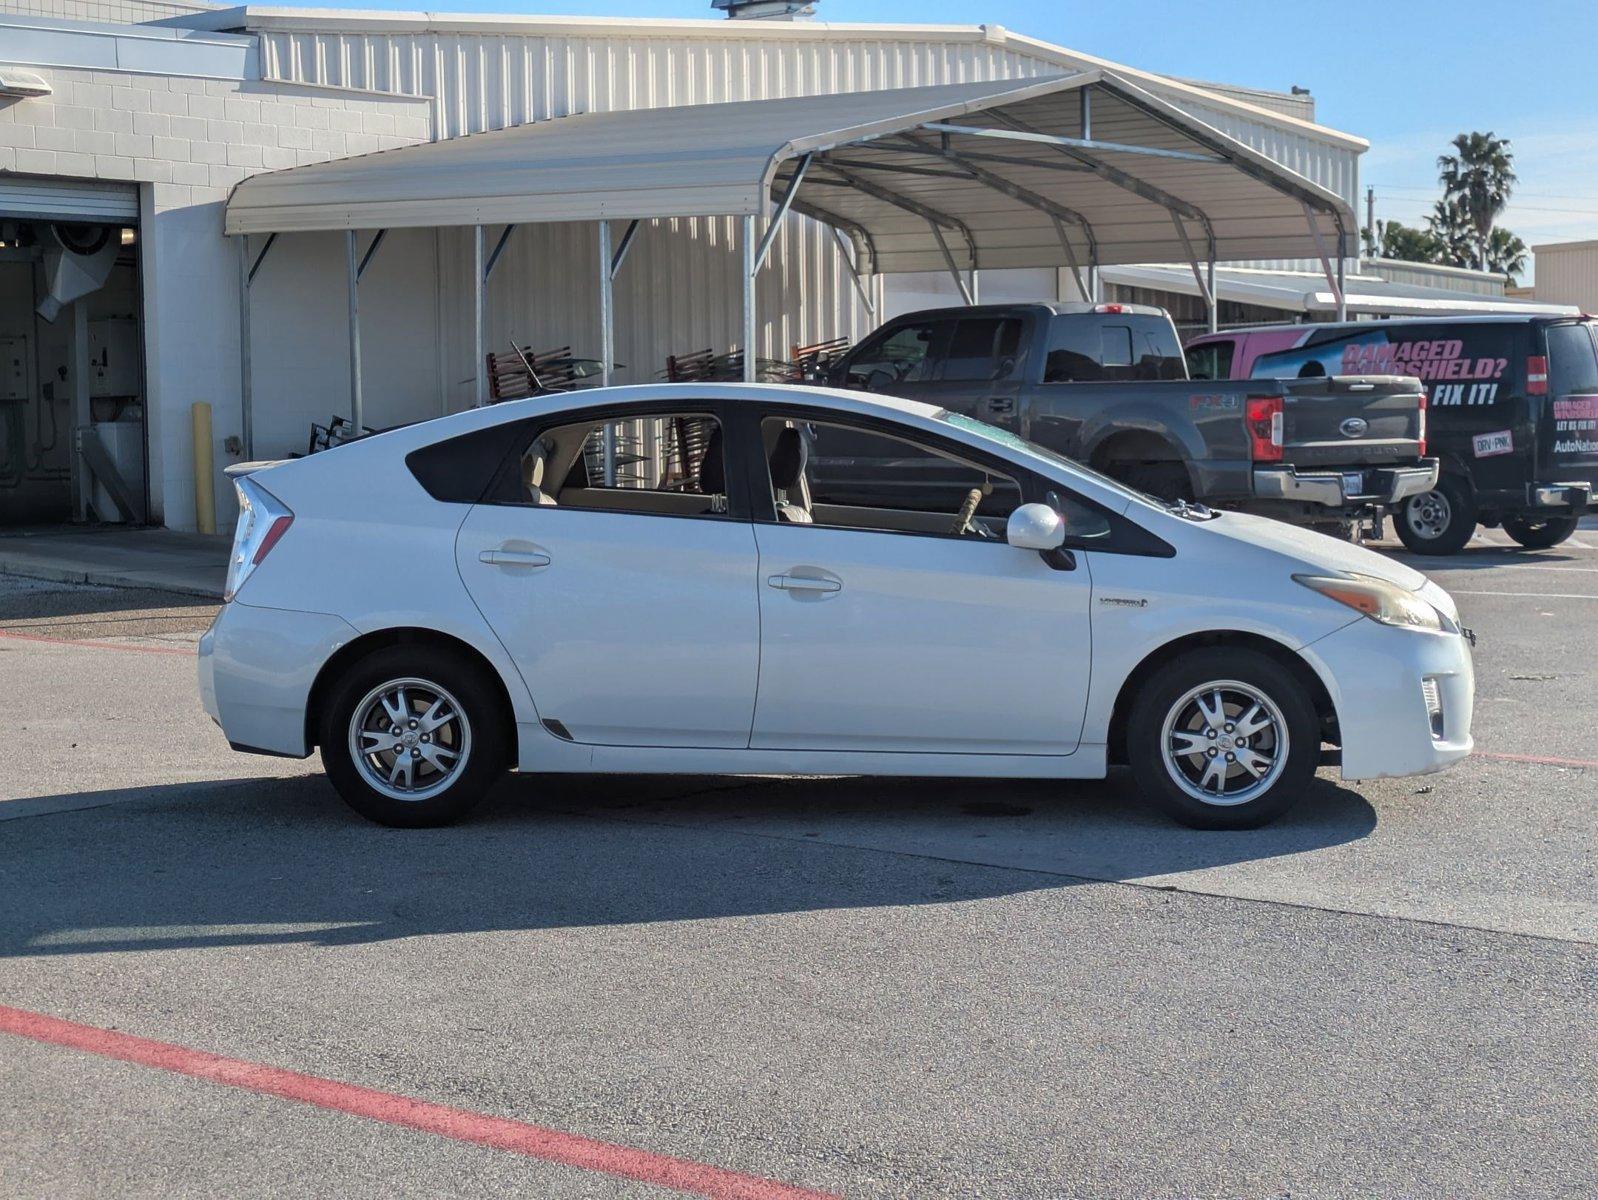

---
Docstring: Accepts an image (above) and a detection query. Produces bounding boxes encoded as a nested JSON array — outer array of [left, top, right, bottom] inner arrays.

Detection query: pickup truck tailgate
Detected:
[[1280, 375, 1426, 467]]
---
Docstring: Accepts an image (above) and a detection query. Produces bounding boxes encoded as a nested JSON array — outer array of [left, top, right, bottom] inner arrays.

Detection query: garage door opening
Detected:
[[1, 179, 145, 528]]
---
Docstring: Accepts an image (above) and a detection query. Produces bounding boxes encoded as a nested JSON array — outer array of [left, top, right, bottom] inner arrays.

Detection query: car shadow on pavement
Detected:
[[0, 770, 1375, 959]]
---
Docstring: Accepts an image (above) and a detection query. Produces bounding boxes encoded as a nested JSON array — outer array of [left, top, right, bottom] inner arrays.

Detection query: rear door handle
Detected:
[[479, 549, 551, 567], [985, 396, 1015, 415], [767, 573, 842, 593]]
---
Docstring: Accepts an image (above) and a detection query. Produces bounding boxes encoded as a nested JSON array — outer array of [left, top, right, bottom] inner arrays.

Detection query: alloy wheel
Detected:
[[1160, 680, 1289, 806], [347, 677, 473, 802]]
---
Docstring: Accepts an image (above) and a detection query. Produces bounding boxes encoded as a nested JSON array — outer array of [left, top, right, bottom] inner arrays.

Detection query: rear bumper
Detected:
[[198, 601, 358, 757], [1253, 458, 1439, 509], [1527, 481, 1593, 513]]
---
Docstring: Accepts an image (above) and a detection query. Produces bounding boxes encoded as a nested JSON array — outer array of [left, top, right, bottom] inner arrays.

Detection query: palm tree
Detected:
[[1437, 132, 1516, 271], [1425, 196, 1476, 268], [1485, 227, 1528, 284]]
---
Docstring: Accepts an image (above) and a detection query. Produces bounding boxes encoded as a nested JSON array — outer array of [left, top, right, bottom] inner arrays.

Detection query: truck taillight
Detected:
[[1093, 303, 1125, 314], [1527, 355, 1548, 396], [1246, 396, 1284, 462], [1417, 386, 1427, 457]]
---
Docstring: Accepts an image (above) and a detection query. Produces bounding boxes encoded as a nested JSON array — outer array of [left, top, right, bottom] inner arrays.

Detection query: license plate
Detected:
[[1343, 472, 1364, 495]]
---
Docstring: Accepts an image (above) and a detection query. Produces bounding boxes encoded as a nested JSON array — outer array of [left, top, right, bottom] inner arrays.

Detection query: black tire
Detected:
[[1502, 514, 1579, 550], [318, 644, 508, 827], [1120, 461, 1193, 504], [1394, 473, 1477, 556], [1126, 647, 1321, 830]]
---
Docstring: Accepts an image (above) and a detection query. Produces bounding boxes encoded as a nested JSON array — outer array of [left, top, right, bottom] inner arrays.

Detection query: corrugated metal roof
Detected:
[[225, 70, 1355, 273], [1101, 264, 1581, 316], [173, 7, 1367, 153]]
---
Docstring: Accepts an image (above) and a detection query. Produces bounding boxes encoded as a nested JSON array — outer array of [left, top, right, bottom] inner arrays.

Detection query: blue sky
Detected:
[[306, 0, 1598, 273]]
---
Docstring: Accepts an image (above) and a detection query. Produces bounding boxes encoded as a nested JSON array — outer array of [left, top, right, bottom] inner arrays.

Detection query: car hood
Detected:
[[1199, 510, 1429, 591]]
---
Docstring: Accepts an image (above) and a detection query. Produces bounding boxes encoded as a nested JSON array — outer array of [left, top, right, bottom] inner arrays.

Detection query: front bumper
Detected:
[[1254, 459, 1440, 509], [1300, 615, 1474, 781]]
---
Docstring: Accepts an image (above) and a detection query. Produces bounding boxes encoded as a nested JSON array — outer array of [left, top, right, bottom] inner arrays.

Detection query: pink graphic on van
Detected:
[[1339, 340, 1507, 382]]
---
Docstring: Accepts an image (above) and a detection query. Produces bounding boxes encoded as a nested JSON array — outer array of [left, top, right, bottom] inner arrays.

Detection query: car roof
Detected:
[[1195, 314, 1592, 339]]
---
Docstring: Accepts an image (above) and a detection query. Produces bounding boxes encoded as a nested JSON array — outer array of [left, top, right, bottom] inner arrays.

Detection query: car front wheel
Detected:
[[1126, 648, 1321, 829], [319, 645, 507, 827], [1395, 474, 1476, 555], [1502, 514, 1579, 549]]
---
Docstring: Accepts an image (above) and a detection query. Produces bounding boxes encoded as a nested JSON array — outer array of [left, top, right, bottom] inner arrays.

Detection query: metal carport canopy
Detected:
[[223, 69, 1356, 273]]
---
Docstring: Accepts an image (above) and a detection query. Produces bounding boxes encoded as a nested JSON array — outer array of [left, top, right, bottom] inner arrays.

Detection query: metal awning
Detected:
[[224, 69, 1355, 274], [1100, 264, 1582, 318]]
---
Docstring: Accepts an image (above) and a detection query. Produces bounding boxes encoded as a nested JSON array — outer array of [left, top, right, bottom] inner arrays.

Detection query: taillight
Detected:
[[1416, 386, 1428, 457], [1246, 395, 1284, 462], [1527, 355, 1548, 396], [225, 475, 294, 601]]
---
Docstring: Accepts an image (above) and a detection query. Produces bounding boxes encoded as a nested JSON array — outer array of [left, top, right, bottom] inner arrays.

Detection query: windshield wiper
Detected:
[[1168, 497, 1217, 520]]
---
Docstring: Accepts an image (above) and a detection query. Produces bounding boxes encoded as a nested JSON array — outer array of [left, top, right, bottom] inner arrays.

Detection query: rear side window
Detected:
[[1253, 324, 1523, 400], [406, 419, 532, 503], [1547, 323, 1598, 395], [940, 317, 1023, 382], [1044, 315, 1185, 383], [1186, 340, 1235, 380]]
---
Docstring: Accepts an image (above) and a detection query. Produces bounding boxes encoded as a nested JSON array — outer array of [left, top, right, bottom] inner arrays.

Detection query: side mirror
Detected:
[[1006, 503, 1066, 551]]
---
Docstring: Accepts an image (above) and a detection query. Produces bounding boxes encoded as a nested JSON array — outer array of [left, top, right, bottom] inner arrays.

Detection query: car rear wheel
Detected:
[[1126, 648, 1321, 829], [319, 645, 507, 827], [1502, 514, 1579, 549], [1395, 474, 1477, 555]]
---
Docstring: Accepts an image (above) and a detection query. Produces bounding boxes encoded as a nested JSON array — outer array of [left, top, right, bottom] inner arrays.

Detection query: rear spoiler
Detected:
[[224, 460, 288, 479]]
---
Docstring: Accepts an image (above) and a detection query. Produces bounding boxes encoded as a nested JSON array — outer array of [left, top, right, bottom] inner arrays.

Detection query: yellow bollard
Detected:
[[192, 401, 216, 535]]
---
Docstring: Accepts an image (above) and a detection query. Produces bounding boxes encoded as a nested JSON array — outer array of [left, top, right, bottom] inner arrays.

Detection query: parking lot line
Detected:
[[1448, 590, 1598, 600], [1477, 751, 1598, 770], [0, 630, 193, 656], [0, 1004, 836, 1200]]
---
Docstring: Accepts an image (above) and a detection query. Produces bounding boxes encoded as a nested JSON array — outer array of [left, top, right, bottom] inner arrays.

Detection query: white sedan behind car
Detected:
[[199, 383, 1474, 829]]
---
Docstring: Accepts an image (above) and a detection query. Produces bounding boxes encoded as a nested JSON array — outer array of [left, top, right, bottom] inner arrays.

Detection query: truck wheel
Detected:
[[1126, 647, 1321, 830], [1502, 514, 1580, 549], [319, 645, 508, 827], [1121, 462, 1193, 503], [1395, 474, 1476, 555]]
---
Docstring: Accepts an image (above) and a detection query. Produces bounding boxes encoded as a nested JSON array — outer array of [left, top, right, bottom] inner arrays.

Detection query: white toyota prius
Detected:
[[199, 384, 1474, 830]]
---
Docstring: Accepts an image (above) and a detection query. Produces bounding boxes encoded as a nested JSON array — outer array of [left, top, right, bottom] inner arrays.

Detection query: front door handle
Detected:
[[479, 549, 551, 568], [767, 573, 842, 593]]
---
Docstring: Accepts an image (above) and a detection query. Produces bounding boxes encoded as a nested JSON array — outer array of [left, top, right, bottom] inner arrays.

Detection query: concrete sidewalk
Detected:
[[0, 528, 227, 598]]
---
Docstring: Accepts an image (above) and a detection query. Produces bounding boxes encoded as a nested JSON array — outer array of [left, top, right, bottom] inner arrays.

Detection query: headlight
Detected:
[[1293, 572, 1447, 632]]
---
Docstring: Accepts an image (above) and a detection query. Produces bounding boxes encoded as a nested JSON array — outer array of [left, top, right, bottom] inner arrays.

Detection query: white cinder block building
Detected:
[[1, 0, 1379, 533]]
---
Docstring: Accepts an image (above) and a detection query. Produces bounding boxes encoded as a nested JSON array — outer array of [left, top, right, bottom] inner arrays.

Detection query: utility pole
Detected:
[[1366, 185, 1375, 257]]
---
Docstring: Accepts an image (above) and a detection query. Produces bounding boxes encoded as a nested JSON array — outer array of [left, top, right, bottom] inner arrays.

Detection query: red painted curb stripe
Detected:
[[0, 629, 193, 656], [0, 1005, 836, 1200], [1477, 750, 1598, 769]]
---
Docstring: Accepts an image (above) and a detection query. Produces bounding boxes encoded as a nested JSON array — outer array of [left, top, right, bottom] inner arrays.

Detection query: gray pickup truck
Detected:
[[821, 302, 1437, 526]]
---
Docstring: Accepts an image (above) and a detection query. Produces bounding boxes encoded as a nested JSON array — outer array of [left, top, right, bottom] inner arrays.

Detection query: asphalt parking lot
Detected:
[[1, 521, 1594, 1199]]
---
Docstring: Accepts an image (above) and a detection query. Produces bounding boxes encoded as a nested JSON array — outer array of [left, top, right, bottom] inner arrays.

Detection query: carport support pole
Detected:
[[742, 214, 757, 383], [598, 220, 617, 484], [346, 230, 363, 432], [236, 235, 254, 460], [473, 225, 486, 408], [1336, 230, 1348, 321], [1206, 255, 1218, 333]]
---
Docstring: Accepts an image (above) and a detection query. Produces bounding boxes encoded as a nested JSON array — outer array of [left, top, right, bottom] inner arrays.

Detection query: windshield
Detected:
[[934, 410, 1176, 512]]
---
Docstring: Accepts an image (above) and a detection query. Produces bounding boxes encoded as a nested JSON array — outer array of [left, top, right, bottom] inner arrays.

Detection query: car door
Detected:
[[454, 405, 761, 748], [744, 409, 1093, 756]]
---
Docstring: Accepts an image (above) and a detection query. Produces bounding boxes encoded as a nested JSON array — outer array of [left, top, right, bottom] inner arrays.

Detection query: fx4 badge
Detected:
[[1098, 596, 1149, 608]]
